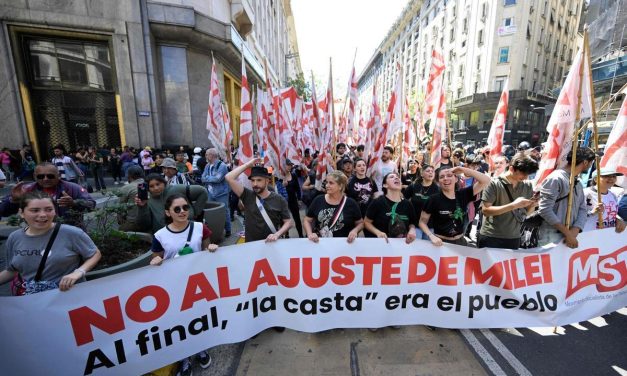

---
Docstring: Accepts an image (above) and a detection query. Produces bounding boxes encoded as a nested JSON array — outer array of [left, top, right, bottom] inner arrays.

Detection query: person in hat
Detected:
[[161, 157, 190, 186], [284, 159, 304, 237], [583, 168, 626, 233], [225, 158, 292, 242]]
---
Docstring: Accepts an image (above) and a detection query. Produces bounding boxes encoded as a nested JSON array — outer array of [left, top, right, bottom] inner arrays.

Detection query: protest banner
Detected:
[[1, 229, 625, 375]]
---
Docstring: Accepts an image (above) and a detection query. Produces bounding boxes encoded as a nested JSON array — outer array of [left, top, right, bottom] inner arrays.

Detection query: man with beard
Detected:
[[373, 146, 398, 195], [225, 158, 293, 242]]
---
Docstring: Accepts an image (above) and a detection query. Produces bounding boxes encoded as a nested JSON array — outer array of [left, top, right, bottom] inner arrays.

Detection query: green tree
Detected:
[[287, 73, 311, 101]]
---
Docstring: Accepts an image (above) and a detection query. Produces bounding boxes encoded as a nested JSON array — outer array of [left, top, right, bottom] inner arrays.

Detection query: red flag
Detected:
[[486, 79, 509, 171], [425, 50, 445, 131], [384, 64, 403, 143], [238, 56, 253, 165], [600, 95, 627, 188], [535, 48, 593, 186], [366, 82, 384, 176], [430, 90, 448, 168], [414, 100, 427, 140], [206, 58, 227, 159], [347, 65, 359, 144]]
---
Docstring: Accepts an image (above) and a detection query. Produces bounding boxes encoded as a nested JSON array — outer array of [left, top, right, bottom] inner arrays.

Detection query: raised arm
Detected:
[[225, 158, 259, 197]]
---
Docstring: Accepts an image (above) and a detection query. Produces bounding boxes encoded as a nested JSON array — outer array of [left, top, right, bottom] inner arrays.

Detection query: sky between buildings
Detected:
[[292, 0, 410, 96]]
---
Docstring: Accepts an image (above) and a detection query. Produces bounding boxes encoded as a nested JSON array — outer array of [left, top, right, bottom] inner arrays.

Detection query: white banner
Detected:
[[1, 229, 626, 375]]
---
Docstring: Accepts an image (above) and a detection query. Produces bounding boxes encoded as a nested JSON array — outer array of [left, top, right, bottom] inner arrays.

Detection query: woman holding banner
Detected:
[[304, 171, 363, 243], [364, 172, 417, 243], [149, 193, 218, 374], [0, 191, 101, 295], [419, 166, 490, 246]]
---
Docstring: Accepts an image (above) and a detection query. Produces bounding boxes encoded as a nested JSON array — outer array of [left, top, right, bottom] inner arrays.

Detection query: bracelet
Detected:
[[75, 268, 86, 278]]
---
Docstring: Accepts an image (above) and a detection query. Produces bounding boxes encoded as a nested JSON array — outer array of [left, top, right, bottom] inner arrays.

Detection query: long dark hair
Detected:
[[164, 193, 190, 224], [19, 191, 55, 211]]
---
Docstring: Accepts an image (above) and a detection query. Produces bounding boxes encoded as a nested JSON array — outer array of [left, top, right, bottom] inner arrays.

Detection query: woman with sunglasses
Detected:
[[135, 174, 208, 233], [149, 193, 218, 374], [0, 191, 101, 294]]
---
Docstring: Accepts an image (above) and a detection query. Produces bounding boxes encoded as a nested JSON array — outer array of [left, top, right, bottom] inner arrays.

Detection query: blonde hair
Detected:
[[327, 170, 348, 192]]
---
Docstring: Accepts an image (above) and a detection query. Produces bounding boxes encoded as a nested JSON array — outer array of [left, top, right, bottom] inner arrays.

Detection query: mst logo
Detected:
[[566, 246, 627, 299]]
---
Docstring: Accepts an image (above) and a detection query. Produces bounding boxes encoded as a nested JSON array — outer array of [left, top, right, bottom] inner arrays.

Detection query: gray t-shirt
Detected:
[[6, 224, 97, 284], [240, 188, 291, 242], [480, 177, 534, 239]]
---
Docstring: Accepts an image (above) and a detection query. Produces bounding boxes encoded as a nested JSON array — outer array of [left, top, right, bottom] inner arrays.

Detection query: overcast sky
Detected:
[[291, 0, 409, 95]]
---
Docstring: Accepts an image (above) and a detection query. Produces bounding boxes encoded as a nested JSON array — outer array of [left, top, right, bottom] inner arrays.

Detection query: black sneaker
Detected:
[[176, 358, 192, 376], [197, 350, 212, 369]]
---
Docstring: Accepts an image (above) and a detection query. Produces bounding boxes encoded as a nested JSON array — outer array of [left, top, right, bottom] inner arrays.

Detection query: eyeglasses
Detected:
[[172, 204, 190, 213], [36, 174, 57, 180]]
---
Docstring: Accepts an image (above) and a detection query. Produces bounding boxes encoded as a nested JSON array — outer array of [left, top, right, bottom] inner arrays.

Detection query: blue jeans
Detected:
[[416, 227, 434, 241], [209, 193, 231, 233], [122, 162, 134, 180]]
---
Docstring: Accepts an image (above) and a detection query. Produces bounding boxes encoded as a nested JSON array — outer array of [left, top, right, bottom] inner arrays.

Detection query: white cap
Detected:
[[193, 147, 202, 154]]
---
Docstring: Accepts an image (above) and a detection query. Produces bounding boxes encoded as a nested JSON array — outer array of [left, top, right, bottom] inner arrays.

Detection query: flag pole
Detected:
[[583, 28, 604, 228], [330, 57, 337, 164], [565, 31, 588, 229]]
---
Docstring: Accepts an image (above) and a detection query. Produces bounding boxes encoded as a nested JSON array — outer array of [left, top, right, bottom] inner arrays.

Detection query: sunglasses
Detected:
[[36, 174, 57, 180], [171, 204, 190, 213]]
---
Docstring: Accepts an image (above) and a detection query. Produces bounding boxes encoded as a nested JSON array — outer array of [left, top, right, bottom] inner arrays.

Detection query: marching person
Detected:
[[583, 168, 626, 233], [285, 159, 304, 238], [0, 162, 96, 226], [404, 165, 440, 240], [51, 144, 82, 183], [420, 166, 490, 246], [0, 191, 101, 295], [364, 172, 417, 243], [161, 157, 190, 186], [537, 147, 594, 248], [202, 148, 232, 237], [225, 158, 292, 242], [304, 171, 363, 243], [372, 146, 397, 194], [135, 174, 208, 233], [149, 193, 217, 375], [346, 158, 378, 218], [479, 152, 539, 249]]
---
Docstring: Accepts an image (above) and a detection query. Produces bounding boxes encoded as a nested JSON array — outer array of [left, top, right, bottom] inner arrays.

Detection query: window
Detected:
[[470, 111, 480, 127], [504, 17, 514, 27], [474, 81, 479, 93], [476, 56, 481, 70], [495, 76, 507, 91], [498, 47, 509, 63], [478, 29, 484, 45], [459, 64, 464, 77], [504, 0, 516, 5]]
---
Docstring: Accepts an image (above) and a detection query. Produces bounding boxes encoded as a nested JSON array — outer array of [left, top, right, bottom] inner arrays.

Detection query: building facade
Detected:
[[358, 0, 585, 147], [0, 0, 301, 161]]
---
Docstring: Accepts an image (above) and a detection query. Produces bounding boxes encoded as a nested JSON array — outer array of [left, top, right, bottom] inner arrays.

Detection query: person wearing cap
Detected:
[[202, 148, 232, 237], [284, 159, 304, 238], [225, 158, 292, 242], [192, 147, 204, 176], [583, 168, 626, 233], [538, 147, 595, 248], [340, 157, 354, 179], [161, 158, 190, 186]]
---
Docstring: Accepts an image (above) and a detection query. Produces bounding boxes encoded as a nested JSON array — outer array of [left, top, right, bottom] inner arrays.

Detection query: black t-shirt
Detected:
[[401, 172, 417, 187], [306, 195, 362, 238], [365, 196, 417, 238], [346, 176, 378, 217], [423, 186, 475, 237], [404, 182, 441, 222]]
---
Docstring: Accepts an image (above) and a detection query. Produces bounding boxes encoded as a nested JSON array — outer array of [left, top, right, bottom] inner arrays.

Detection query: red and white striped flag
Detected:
[[430, 90, 448, 168], [414, 100, 427, 140], [222, 103, 233, 162], [347, 65, 359, 144], [367, 82, 384, 176], [535, 48, 593, 186], [315, 66, 336, 190], [258, 88, 281, 175], [402, 97, 416, 164], [385, 65, 403, 143], [238, 56, 253, 165], [206, 58, 228, 159], [486, 78, 509, 171], [357, 107, 366, 146], [425, 49, 445, 132], [600, 95, 627, 188]]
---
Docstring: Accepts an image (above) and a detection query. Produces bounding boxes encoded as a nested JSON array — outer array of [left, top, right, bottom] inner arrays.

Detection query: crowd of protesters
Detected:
[[1, 139, 625, 375]]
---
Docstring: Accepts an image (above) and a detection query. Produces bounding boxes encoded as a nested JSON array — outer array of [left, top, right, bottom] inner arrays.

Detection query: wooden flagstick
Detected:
[[565, 30, 588, 229], [583, 28, 604, 228]]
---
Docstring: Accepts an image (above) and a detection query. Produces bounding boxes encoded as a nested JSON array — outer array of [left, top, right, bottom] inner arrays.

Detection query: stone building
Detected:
[[0, 0, 301, 160], [358, 0, 585, 147]]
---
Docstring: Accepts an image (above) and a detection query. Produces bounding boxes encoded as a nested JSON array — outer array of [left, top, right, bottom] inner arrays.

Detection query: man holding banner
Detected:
[[226, 158, 293, 242], [538, 147, 595, 248]]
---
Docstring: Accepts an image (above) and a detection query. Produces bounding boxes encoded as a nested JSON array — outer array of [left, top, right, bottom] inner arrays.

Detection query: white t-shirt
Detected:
[[152, 221, 210, 260], [583, 187, 619, 231], [51, 156, 76, 180], [373, 160, 398, 193]]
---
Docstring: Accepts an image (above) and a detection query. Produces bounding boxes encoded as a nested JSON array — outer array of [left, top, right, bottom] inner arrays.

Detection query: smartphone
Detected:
[[532, 191, 540, 199], [137, 183, 148, 201]]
